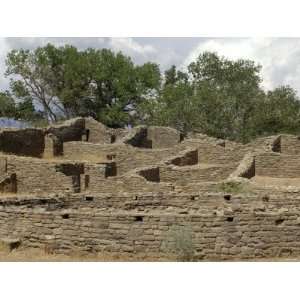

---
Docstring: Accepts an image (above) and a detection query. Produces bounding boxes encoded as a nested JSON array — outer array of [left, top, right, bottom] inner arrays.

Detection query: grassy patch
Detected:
[[216, 181, 246, 194]]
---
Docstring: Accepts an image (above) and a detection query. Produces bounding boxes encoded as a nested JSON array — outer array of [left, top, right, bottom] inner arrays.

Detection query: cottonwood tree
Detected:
[[5, 44, 161, 127]]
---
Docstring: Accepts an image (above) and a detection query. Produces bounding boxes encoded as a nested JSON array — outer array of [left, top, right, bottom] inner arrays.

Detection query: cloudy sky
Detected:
[[1, 37, 300, 93]]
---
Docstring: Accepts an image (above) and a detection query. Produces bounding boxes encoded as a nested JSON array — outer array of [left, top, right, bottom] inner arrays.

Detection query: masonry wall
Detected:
[[63, 142, 112, 161], [182, 139, 248, 164], [280, 135, 300, 155], [1, 193, 300, 260], [0, 128, 45, 158], [84, 117, 112, 144], [255, 153, 300, 178], [63, 142, 185, 174], [0, 156, 111, 194], [160, 164, 237, 185], [46, 118, 85, 142], [82, 174, 173, 194], [4, 156, 81, 194], [147, 126, 181, 149]]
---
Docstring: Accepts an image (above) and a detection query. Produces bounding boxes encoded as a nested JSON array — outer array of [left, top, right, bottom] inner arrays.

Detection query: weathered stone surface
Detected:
[[0, 118, 300, 260]]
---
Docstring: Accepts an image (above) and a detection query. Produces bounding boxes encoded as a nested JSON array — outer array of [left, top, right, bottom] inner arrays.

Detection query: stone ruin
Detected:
[[1, 117, 300, 260]]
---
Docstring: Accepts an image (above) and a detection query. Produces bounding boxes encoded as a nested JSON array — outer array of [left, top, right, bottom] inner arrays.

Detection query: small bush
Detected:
[[162, 224, 195, 261], [217, 181, 244, 194]]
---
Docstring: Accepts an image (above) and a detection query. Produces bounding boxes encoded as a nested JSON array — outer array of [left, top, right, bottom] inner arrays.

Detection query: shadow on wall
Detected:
[[122, 126, 182, 149]]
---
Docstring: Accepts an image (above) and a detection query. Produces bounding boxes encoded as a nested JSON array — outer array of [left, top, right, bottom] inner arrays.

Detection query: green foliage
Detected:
[[1, 45, 300, 143], [217, 181, 245, 194], [254, 86, 300, 136], [4, 44, 161, 127], [0, 91, 16, 118], [162, 224, 195, 261]]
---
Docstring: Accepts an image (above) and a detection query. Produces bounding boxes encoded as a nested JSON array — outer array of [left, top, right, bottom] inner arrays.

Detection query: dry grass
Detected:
[[0, 247, 173, 262], [0, 247, 298, 262]]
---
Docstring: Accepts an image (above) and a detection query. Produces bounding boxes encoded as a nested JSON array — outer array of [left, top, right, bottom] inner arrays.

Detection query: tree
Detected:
[[0, 91, 16, 118], [142, 54, 265, 141], [255, 86, 300, 136], [5, 44, 161, 127], [188, 52, 263, 142], [88, 49, 161, 127]]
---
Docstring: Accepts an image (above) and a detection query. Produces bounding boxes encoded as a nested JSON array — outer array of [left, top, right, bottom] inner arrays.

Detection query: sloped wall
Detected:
[[280, 135, 300, 155], [147, 126, 181, 149], [84, 117, 112, 144]]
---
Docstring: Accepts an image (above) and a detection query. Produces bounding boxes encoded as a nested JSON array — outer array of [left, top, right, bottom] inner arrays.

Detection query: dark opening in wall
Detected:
[[262, 195, 269, 202], [179, 133, 185, 142], [191, 196, 195, 200], [85, 196, 94, 201], [226, 217, 234, 222], [106, 154, 116, 160], [85, 129, 90, 142], [10, 240, 21, 251], [224, 194, 231, 201], [52, 137, 64, 156], [111, 135, 116, 143], [10, 173, 17, 193], [72, 175, 81, 193], [62, 213, 70, 219], [275, 218, 284, 225], [134, 216, 143, 222], [272, 136, 281, 153], [85, 175, 90, 190], [105, 162, 117, 177]]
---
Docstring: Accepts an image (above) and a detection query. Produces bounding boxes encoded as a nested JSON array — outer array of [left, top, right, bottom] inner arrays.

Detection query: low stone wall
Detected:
[[63, 142, 184, 175], [160, 164, 237, 185], [0, 193, 300, 260], [256, 153, 300, 178], [147, 126, 181, 149], [0, 128, 45, 158], [0, 155, 114, 194], [182, 139, 248, 164], [46, 118, 85, 142], [166, 148, 198, 166], [63, 142, 113, 161], [84, 117, 112, 144], [280, 135, 300, 155]]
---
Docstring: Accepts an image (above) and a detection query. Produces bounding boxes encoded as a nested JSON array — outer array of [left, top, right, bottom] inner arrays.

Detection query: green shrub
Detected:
[[162, 224, 195, 261], [217, 181, 244, 194]]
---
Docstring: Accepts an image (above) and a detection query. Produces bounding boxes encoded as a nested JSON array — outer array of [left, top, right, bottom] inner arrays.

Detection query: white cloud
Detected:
[[0, 38, 11, 90], [2, 38, 300, 95], [109, 37, 157, 56], [182, 38, 300, 92]]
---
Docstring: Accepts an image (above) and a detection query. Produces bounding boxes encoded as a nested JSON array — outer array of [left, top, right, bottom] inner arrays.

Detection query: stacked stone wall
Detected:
[[0, 128, 45, 158], [256, 153, 300, 178], [280, 135, 300, 155], [160, 164, 237, 185], [0, 193, 300, 260]]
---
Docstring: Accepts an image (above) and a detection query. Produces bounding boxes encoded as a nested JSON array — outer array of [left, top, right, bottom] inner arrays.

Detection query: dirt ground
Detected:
[[0, 248, 171, 262], [0, 248, 298, 262]]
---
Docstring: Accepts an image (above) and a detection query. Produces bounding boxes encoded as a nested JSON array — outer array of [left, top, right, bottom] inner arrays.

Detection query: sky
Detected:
[[1, 37, 300, 93]]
